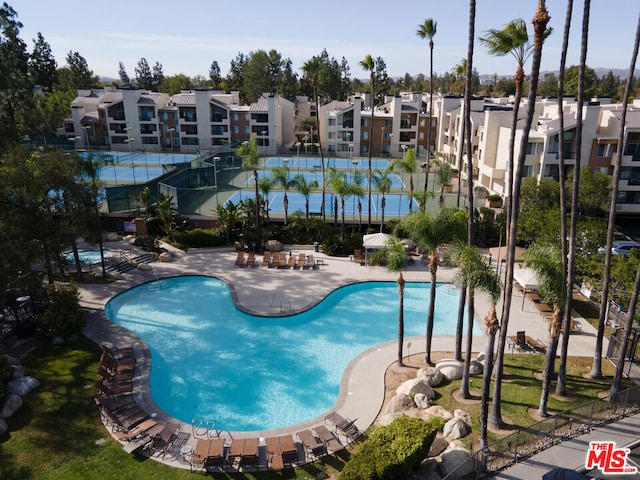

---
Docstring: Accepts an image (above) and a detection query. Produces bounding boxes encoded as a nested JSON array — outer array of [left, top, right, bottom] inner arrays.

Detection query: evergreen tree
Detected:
[[65, 50, 99, 89], [118, 61, 129, 85], [28, 32, 57, 92], [135, 57, 153, 90], [209, 60, 221, 89], [152, 61, 164, 88]]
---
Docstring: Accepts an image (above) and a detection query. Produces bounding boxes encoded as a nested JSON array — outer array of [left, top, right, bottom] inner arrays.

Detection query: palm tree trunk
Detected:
[[460, 289, 475, 399], [464, 0, 476, 248], [284, 192, 289, 225], [368, 78, 374, 230], [593, 9, 640, 380], [558, 0, 590, 395], [538, 335, 560, 416], [480, 330, 497, 450], [425, 253, 439, 365], [253, 167, 261, 249], [305, 197, 310, 223], [314, 85, 326, 222], [398, 273, 405, 366], [490, 0, 550, 428], [455, 285, 467, 362], [456, 118, 466, 208], [380, 195, 386, 233], [340, 198, 345, 241], [424, 41, 434, 191]]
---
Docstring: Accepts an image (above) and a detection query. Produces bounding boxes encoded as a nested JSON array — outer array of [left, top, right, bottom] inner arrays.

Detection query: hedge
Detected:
[[339, 416, 443, 480]]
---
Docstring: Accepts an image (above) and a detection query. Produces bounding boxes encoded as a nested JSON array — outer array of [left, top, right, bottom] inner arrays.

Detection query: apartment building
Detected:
[[64, 87, 294, 156]]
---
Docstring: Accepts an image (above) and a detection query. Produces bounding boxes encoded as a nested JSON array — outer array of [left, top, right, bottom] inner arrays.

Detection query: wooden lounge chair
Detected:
[[101, 344, 134, 358], [234, 251, 246, 267], [100, 352, 135, 374], [266, 436, 284, 471], [226, 438, 245, 471], [149, 422, 179, 456], [305, 255, 314, 269], [508, 331, 546, 353], [313, 425, 344, 453], [204, 438, 226, 472], [113, 418, 159, 442], [246, 252, 256, 268], [239, 437, 259, 471], [354, 249, 363, 265], [95, 380, 133, 398], [296, 429, 325, 460], [278, 434, 298, 466], [191, 438, 213, 472], [98, 365, 134, 384], [263, 251, 272, 267], [325, 412, 361, 442], [288, 255, 296, 268], [296, 253, 306, 269]]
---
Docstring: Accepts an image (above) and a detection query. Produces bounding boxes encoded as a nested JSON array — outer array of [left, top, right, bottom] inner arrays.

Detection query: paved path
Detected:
[[79, 239, 610, 470]]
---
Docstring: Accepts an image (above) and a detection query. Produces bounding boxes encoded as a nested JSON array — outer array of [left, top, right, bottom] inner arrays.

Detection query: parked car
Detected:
[[597, 240, 640, 255]]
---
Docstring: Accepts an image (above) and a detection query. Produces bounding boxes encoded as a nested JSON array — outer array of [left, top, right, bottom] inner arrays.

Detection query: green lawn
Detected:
[[0, 336, 632, 479]]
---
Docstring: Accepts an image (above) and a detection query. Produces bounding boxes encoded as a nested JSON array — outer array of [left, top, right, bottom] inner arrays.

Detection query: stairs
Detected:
[[105, 249, 156, 274]]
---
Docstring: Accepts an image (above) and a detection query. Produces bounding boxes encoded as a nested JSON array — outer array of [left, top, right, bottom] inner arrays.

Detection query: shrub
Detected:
[[487, 194, 502, 202], [339, 416, 440, 480], [171, 228, 226, 248], [35, 284, 85, 339], [134, 235, 161, 252], [322, 235, 362, 257]]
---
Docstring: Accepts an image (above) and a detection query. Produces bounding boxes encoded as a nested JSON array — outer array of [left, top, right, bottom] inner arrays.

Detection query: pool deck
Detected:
[[79, 239, 605, 470]]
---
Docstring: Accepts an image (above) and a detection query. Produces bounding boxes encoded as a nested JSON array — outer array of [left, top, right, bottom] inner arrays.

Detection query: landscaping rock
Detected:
[[0, 394, 23, 418], [396, 378, 435, 399], [435, 359, 464, 380], [0, 419, 7, 436], [11, 364, 25, 379], [6, 376, 40, 396], [424, 405, 454, 421], [453, 409, 473, 427], [138, 263, 152, 271], [385, 393, 415, 414], [264, 240, 283, 252], [1, 355, 21, 366], [443, 417, 470, 440], [376, 412, 400, 426], [413, 393, 432, 409], [159, 251, 172, 262], [469, 359, 483, 375], [440, 446, 474, 477], [427, 434, 449, 457], [417, 366, 443, 387]]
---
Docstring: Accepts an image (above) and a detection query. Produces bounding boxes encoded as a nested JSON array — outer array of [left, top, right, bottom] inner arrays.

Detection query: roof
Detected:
[[611, 110, 640, 129], [250, 96, 269, 112], [138, 93, 163, 105], [172, 94, 196, 106]]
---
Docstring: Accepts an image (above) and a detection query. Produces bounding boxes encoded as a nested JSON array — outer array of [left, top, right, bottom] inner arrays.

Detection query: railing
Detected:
[[442, 385, 640, 479]]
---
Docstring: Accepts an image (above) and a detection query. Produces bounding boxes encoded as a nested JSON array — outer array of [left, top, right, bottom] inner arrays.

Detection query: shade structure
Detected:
[[489, 246, 524, 262], [363, 233, 392, 266], [514, 266, 540, 310]]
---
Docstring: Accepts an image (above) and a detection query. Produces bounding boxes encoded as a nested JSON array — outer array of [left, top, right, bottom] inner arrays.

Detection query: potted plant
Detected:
[[486, 194, 503, 208]]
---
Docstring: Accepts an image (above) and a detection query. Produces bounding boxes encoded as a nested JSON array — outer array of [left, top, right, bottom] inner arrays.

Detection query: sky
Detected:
[[10, 0, 640, 82]]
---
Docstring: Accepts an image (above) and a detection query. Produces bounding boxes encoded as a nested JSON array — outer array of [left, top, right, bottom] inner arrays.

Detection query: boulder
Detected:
[[417, 366, 443, 387], [396, 378, 435, 400], [11, 364, 25, 379], [443, 417, 470, 440], [158, 251, 172, 262], [435, 359, 464, 381], [0, 355, 21, 366], [413, 393, 432, 409], [385, 394, 415, 414], [424, 405, 454, 421], [427, 434, 449, 457], [6, 376, 39, 396], [0, 394, 23, 418], [440, 447, 474, 477], [376, 412, 400, 427], [138, 262, 152, 271], [476, 352, 486, 363], [454, 409, 473, 427], [469, 360, 483, 375], [0, 419, 7, 436], [264, 240, 283, 252]]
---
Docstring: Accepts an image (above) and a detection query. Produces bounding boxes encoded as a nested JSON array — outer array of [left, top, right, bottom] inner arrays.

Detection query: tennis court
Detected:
[[225, 191, 416, 216], [246, 170, 405, 188], [265, 157, 390, 171], [97, 164, 165, 183], [82, 151, 197, 166]]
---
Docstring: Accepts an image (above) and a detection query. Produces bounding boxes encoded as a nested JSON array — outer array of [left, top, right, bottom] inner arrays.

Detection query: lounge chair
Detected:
[[275, 252, 287, 268], [296, 429, 325, 460], [305, 254, 315, 269], [325, 412, 361, 442], [234, 251, 246, 267], [113, 417, 159, 442], [263, 250, 272, 267], [191, 438, 213, 472], [100, 352, 135, 374], [246, 252, 256, 268], [277, 434, 298, 466], [508, 331, 546, 353], [266, 436, 284, 471], [98, 365, 134, 384], [149, 422, 179, 456], [288, 255, 296, 268], [226, 438, 245, 471], [204, 438, 226, 473], [95, 380, 133, 398], [239, 437, 259, 471], [313, 425, 344, 453], [101, 344, 134, 358], [296, 253, 306, 269]]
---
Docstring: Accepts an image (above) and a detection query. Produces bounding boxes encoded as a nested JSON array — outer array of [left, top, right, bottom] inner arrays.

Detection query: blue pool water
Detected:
[[63, 249, 110, 264], [105, 276, 477, 431]]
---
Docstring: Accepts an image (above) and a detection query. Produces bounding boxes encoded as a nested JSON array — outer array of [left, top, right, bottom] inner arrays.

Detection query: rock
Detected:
[[385, 394, 415, 414], [476, 352, 486, 363], [443, 417, 470, 440], [435, 359, 464, 381], [264, 240, 283, 252], [159, 252, 172, 262], [0, 355, 21, 366], [417, 366, 443, 387], [427, 434, 449, 457], [0, 394, 23, 418], [424, 405, 453, 421], [440, 447, 474, 477], [138, 263, 152, 271], [0, 419, 7, 436], [413, 393, 432, 409], [376, 413, 400, 426], [402, 238, 417, 252], [6, 376, 40, 396], [396, 378, 435, 399], [469, 360, 483, 375], [454, 409, 473, 427], [11, 364, 25, 379]]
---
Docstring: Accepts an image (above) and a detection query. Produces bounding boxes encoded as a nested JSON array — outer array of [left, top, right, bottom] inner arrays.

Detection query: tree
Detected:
[[434, 160, 452, 207], [292, 174, 318, 223], [594, 9, 640, 381], [490, 0, 550, 430], [236, 138, 262, 249], [227, 52, 246, 99], [360, 54, 376, 230], [209, 60, 222, 89], [258, 176, 273, 224], [216, 202, 241, 244], [401, 208, 467, 364], [372, 169, 392, 232], [417, 18, 437, 191], [66, 50, 99, 89], [522, 243, 567, 416], [152, 61, 164, 88], [118, 61, 130, 85], [157, 74, 193, 95], [563, 64, 598, 100], [327, 167, 364, 241], [390, 147, 417, 213], [135, 58, 153, 90], [28, 32, 57, 92], [272, 165, 296, 225]]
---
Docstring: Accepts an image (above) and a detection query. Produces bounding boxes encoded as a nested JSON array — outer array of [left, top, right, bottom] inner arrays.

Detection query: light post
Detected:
[[260, 130, 267, 174], [125, 137, 135, 184], [72, 136, 81, 152], [169, 127, 176, 164], [213, 156, 220, 207], [83, 125, 92, 149]]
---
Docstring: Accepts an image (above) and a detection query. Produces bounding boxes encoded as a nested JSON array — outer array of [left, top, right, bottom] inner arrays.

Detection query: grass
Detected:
[[0, 336, 634, 479]]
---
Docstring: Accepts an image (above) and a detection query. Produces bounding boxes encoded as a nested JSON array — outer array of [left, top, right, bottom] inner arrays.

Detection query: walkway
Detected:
[[79, 240, 609, 470]]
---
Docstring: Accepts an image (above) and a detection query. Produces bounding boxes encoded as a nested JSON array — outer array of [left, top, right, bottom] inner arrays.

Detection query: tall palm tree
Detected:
[[434, 159, 452, 207], [328, 166, 364, 241], [412, 189, 435, 213], [272, 165, 295, 225], [236, 137, 261, 249], [390, 147, 417, 213], [372, 169, 392, 232], [258, 176, 273, 224], [360, 54, 376, 230], [603, 11, 640, 388], [401, 208, 467, 364], [302, 57, 326, 221], [490, 0, 551, 429], [483, 11, 554, 422], [417, 18, 437, 192], [292, 174, 319, 223], [522, 244, 567, 416]]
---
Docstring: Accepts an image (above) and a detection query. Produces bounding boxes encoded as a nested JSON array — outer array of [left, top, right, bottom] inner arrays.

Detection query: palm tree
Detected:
[[258, 176, 273, 224], [272, 165, 295, 225], [302, 57, 326, 221], [412, 189, 435, 213], [236, 137, 261, 249], [372, 169, 392, 232], [292, 174, 319, 223], [401, 208, 467, 364], [328, 167, 364, 241], [522, 243, 567, 416], [603, 11, 640, 388], [360, 54, 376, 229], [417, 18, 437, 191], [434, 159, 453, 207], [373, 237, 409, 365], [390, 147, 417, 213], [489, 0, 550, 430]]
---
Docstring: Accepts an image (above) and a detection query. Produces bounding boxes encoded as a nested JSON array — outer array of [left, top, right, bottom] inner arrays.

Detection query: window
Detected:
[[327, 144, 336, 152], [231, 113, 239, 121], [328, 132, 335, 139], [328, 119, 336, 126], [521, 165, 534, 177], [232, 125, 239, 134], [526, 142, 541, 155], [242, 126, 250, 134], [362, 119, 369, 127], [624, 133, 640, 161], [597, 143, 615, 157], [362, 131, 368, 140]]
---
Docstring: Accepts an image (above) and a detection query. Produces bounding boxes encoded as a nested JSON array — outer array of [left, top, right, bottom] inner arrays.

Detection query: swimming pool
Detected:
[[63, 249, 110, 264], [105, 276, 477, 432]]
